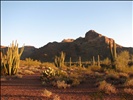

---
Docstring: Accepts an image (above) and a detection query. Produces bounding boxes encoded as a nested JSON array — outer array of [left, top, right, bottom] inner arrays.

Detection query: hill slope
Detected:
[[27, 30, 133, 62]]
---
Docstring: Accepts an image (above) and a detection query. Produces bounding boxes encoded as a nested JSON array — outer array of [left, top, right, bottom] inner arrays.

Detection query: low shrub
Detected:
[[56, 80, 70, 89], [42, 89, 52, 97], [23, 70, 35, 75], [98, 81, 117, 95], [125, 79, 133, 87], [124, 88, 133, 95]]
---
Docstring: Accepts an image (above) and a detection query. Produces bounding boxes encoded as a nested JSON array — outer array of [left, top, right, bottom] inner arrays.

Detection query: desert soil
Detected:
[[1, 74, 133, 100]]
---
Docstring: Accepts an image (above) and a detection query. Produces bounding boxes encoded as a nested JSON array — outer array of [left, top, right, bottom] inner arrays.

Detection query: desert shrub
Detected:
[[42, 89, 52, 97], [40, 66, 87, 88], [53, 95, 61, 100], [124, 88, 133, 95], [20, 58, 41, 67], [14, 74, 23, 78], [102, 58, 111, 66], [89, 65, 101, 72], [40, 62, 56, 69], [71, 78, 80, 86], [105, 70, 128, 85], [105, 69, 119, 79], [56, 80, 70, 89], [115, 51, 130, 70], [23, 70, 35, 75], [125, 79, 133, 87], [41, 67, 56, 83], [98, 81, 117, 94], [94, 72, 104, 78], [117, 66, 133, 74], [118, 72, 129, 78]]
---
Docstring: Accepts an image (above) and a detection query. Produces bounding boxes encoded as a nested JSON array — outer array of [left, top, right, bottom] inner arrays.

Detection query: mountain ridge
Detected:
[[1, 30, 133, 62]]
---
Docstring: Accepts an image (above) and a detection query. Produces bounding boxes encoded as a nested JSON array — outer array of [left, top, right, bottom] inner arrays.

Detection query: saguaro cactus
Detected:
[[69, 57, 72, 67], [1, 41, 24, 75], [54, 51, 65, 68], [92, 56, 95, 66], [109, 40, 117, 69], [97, 55, 100, 66], [79, 56, 82, 67]]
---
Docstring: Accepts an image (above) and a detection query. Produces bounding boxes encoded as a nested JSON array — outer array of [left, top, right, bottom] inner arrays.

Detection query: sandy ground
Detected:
[[1, 74, 133, 100]]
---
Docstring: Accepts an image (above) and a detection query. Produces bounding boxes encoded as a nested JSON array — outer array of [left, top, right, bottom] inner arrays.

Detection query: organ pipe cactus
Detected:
[[54, 51, 65, 68], [1, 41, 24, 75]]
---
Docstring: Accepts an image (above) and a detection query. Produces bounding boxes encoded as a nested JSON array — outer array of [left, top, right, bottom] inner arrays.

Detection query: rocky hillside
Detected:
[[1, 30, 133, 62], [28, 30, 133, 62], [0, 46, 37, 60]]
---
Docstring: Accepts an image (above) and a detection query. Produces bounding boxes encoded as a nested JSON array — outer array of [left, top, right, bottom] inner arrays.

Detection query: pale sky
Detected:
[[1, 1, 133, 48]]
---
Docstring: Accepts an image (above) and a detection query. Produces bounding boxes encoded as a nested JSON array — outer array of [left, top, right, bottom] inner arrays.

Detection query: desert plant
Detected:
[[109, 40, 117, 69], [125, 79, 133, 87], [115, 51, 130, 71], [23, 70, 35, 75], [79, 56, 82, 67], [1, 41, 24, 75], [97, 55, 100, 67], [53, 95, 61, 100], [54, 51, 65, 68], [98, 81, 117, 95], [69, 57, 72, 67], [89, 65, 101, 72], [42, 89, 52, 97], [92, 56, 95, 66], [124, 88, 133, 95], [23, 58, 41, 67], [102, 57, 111, 66], [41, 67, 56, 82], [56, 80, 70, 89]]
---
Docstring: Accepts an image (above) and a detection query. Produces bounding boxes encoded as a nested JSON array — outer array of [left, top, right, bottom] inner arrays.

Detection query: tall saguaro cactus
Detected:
[[109, 40, 117, 69], [79, 56, 82, 67], [1, 41, 24, 75], [97, 55, 100, 66], [69, 57, 72, 67], [92, 56, 95, 66]]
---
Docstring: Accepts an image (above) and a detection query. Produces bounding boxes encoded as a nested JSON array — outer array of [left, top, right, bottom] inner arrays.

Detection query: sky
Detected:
[[1, 1, 133, 48]]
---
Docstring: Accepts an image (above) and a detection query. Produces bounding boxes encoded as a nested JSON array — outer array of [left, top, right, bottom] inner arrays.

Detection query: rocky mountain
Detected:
[[0, 46, 37, 60], [27, 30, 133, 62], [1, 30, 133, 62]]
